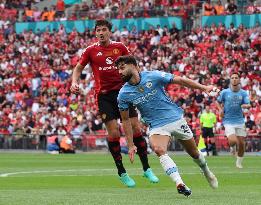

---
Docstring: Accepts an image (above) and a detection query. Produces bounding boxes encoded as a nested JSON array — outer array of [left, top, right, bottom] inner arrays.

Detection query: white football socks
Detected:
[[193, 151, 210, 174], [159, 154, 183, 186], [236, 156, 243, 168]]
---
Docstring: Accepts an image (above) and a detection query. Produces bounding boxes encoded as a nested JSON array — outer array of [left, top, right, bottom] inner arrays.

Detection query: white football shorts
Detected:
[[224, 124, 247, 137], [149, 118, 193, 140]]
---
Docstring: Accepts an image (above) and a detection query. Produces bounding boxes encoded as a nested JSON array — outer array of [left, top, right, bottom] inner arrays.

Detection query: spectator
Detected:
[[120, 26, 129, 37], [48, 6, 56, 21], [31, 73, 41, 98], [203, 0, 215, 16], [41, 7, 49, 21], [156, 24, 163, 37], [214, 0, 225, 15], [60, 135, 75, 153], [24, 6, 34, 21], [47, 134, 60, 154], [169, 23, 180, 40], [150, 30, 160, 46], [226, 0, 237, 15], [33, 6, 42, 21], [246, 116, 256, 130], [56, 0, 65, 18], [240, 72, 249, 89]]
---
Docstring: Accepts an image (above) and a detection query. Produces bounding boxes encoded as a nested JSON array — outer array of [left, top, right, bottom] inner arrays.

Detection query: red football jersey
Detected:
[[79, 41, 130, 94]]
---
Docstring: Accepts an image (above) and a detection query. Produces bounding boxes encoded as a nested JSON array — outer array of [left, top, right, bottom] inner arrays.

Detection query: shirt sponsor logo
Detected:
[[106, 57, 113, 65], [98, 65, 118, 71], [133, 89, 157, 105]]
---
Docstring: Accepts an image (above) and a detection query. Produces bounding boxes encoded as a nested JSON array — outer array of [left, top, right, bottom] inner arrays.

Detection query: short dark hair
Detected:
[[230, 72, 240, 78], [115, 55, 138, 68], [95, 19, 112, 31]]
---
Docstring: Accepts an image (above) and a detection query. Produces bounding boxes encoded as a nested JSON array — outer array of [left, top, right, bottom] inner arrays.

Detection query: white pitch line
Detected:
[[0, 168, 260, 178], [0, 168, 116, 177]]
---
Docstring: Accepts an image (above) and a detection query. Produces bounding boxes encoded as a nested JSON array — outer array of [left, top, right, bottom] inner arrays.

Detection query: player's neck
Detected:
[[99, 40, 110, 47], [230, 85, 240, 92], [129, 73, 141, 86]]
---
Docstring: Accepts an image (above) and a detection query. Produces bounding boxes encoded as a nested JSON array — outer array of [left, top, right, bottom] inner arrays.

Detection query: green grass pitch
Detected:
[[0, 153, 260, 205]]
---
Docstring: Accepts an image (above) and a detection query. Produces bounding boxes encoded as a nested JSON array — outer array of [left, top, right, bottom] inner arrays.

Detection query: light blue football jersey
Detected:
[[118, 71, 183, 129], [217, 88, 250, 125]]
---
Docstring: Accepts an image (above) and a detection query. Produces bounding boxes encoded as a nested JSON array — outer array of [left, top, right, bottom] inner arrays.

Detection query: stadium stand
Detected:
[[0, 0, 260, 151]]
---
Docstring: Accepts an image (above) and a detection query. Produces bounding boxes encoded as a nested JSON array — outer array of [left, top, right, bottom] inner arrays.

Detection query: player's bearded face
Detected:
[[119, 64, 133, 82], [96, 26, 111, 43]]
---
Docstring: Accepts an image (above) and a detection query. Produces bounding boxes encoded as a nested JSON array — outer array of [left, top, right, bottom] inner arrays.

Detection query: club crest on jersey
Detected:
[[97, 52, 102, 56], [138, 86, 145, 93], [146, 81, 152, 88], [106, 57, 113, 65], [113, 49, 119, 54]]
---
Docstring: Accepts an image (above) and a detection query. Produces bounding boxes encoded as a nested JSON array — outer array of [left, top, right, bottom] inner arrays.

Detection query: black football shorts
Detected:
[[202, 127, 214, 138], [97, 90, 138, 123]]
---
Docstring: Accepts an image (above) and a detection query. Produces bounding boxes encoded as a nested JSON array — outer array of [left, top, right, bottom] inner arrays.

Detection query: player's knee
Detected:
[[131, 124, 141, 134], [238, 140, 245, 147], [228, 135, 237, 145], [152, 145, 166, 156], [108, 130, 120, 138]]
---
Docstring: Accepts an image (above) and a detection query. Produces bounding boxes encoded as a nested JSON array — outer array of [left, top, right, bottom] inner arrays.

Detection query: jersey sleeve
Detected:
[[217, 90, 224, 103], [117, 91, 130, 111], [79, 47, 91, 67], [242, 91, 250, 104], [153, 71, 173, 86]]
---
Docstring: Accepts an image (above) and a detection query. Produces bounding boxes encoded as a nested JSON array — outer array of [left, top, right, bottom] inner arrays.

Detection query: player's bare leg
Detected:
[[179, 138, 218, 189], [106, 120, 135, 187], [236, 136, 245, 169], [227, 134, 238, 156], [150, 135, 191, 196], [130, 117, 158, 183]]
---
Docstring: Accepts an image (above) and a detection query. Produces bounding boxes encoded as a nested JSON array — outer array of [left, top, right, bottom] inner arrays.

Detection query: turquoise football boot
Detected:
[[120, 173, 136, 188], [143, 168, 159, 183]]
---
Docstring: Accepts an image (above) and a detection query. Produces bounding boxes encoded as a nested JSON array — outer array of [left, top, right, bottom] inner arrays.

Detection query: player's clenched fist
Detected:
[[70, 82, 80, 94], [205, 86, 220, 97]]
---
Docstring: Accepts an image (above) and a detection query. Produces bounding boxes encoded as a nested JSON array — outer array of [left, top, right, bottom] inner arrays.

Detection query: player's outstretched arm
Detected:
[[70, 63, 84, 94], [172, 76, 219, 96], [120, 110, 137, 163]]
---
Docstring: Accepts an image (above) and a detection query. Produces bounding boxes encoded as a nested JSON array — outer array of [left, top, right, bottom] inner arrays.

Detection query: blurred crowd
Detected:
[[0, 0, 260, 152], [0, 0, 260, 23], [0, 20, 260, 144], [203, 0, 261, 16]]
